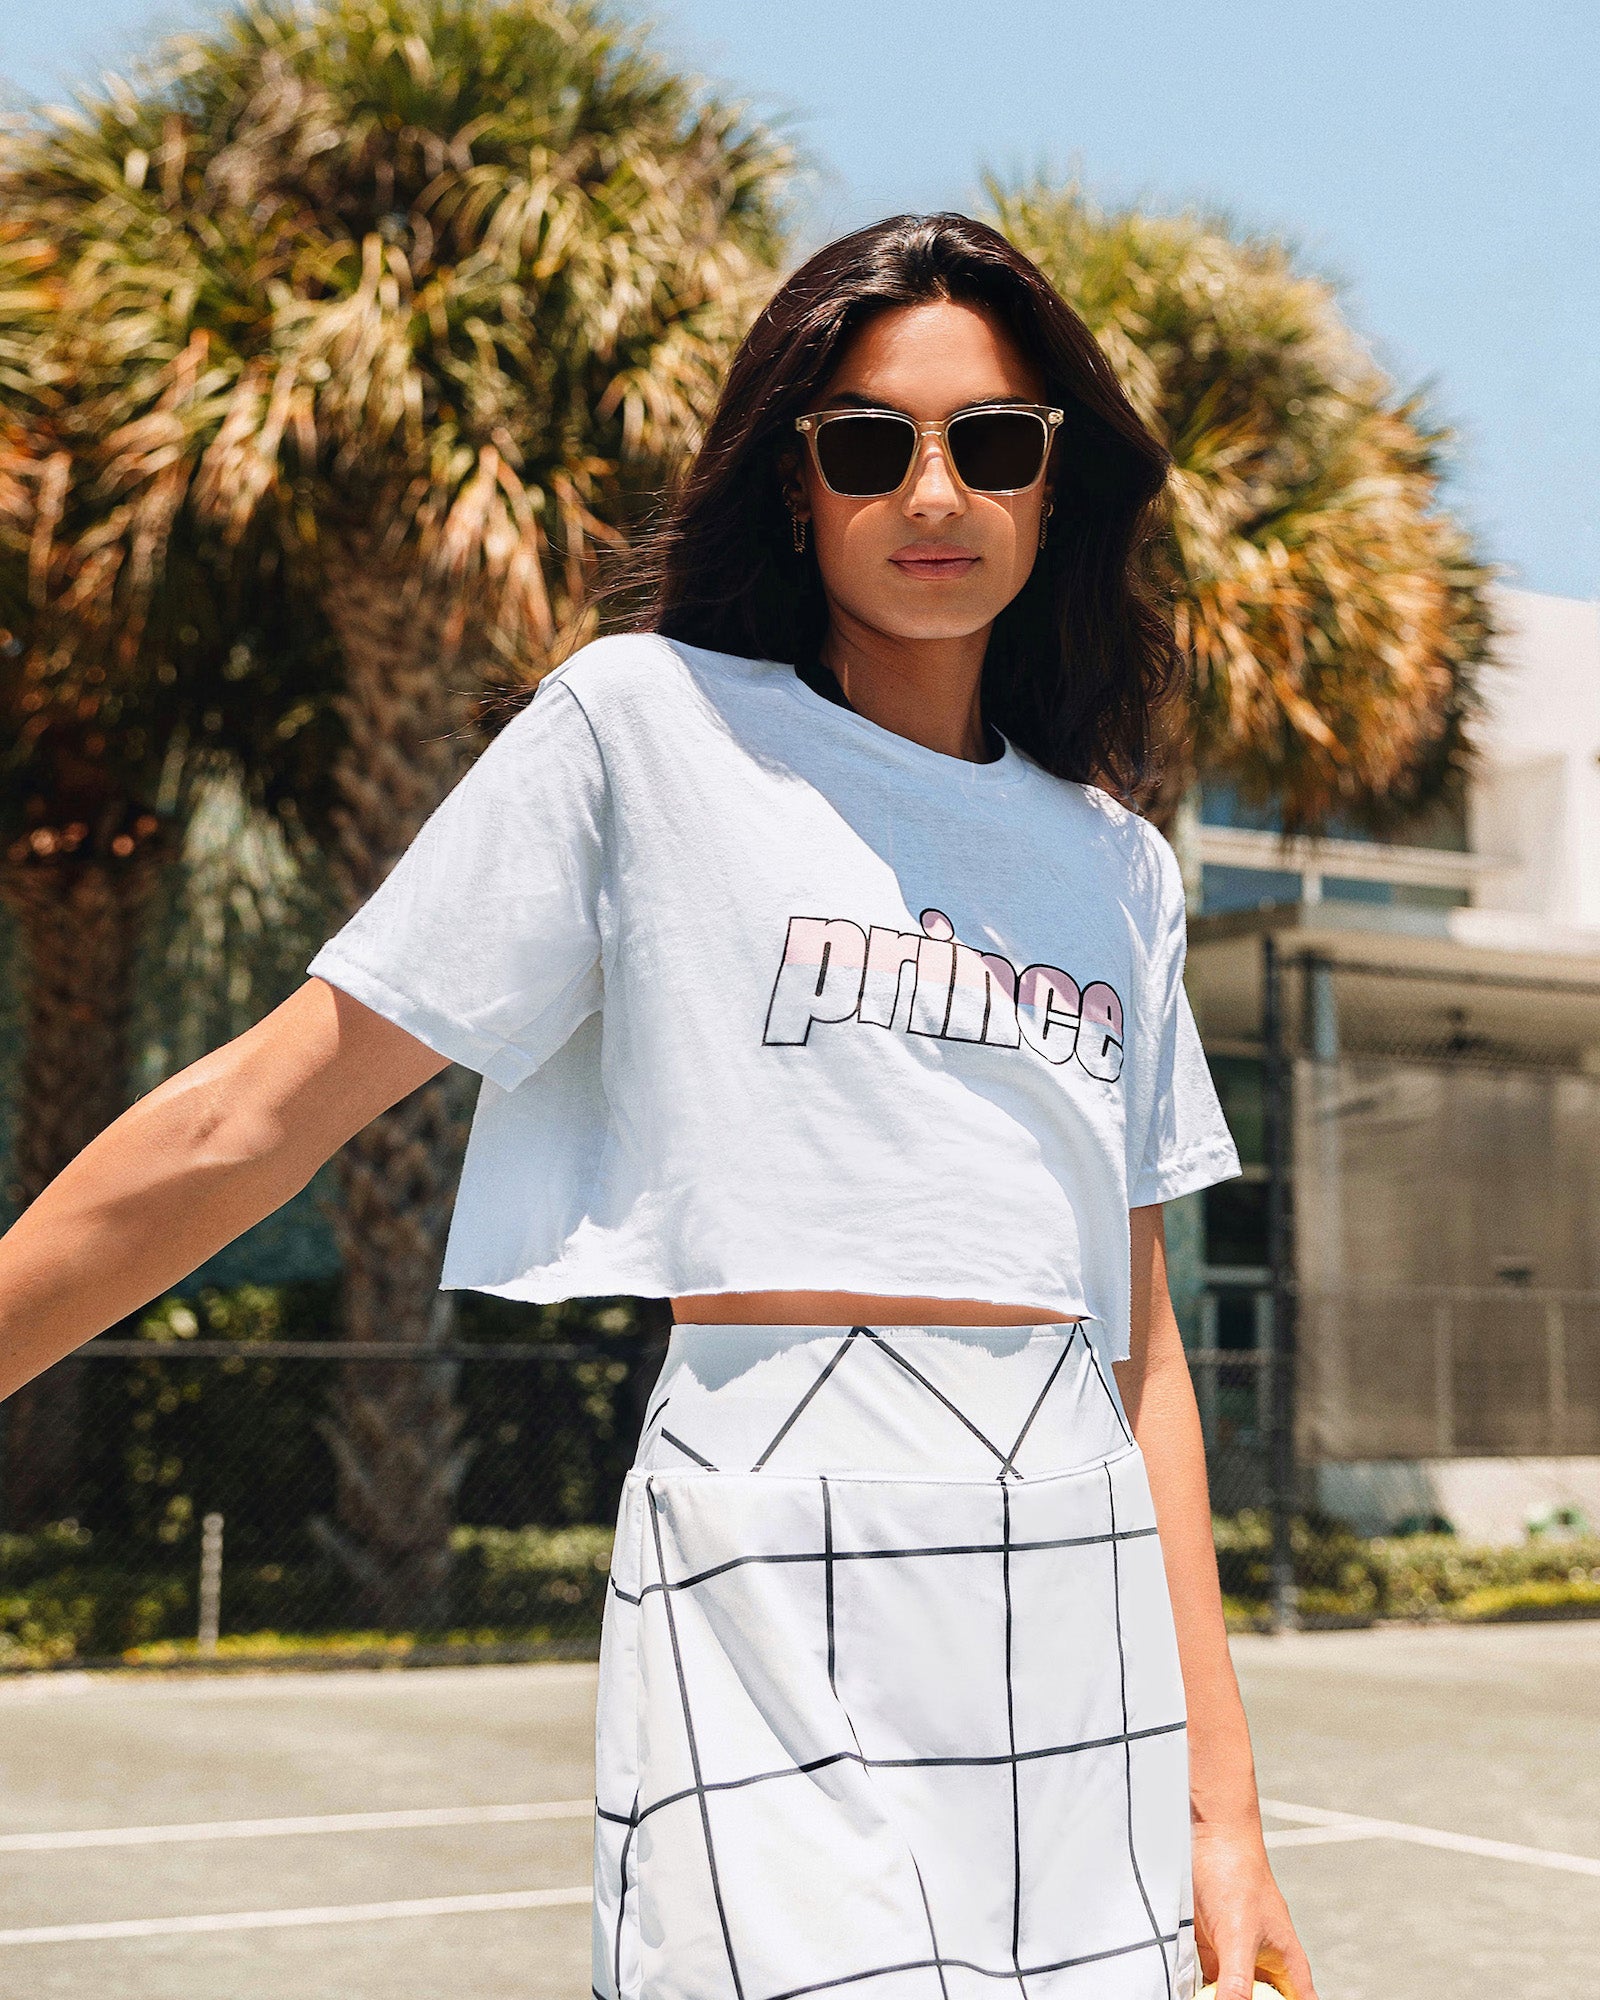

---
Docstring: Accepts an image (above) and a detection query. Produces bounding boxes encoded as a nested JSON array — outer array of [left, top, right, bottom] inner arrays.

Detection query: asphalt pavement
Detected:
[[0, 1622, 1593, 1998]]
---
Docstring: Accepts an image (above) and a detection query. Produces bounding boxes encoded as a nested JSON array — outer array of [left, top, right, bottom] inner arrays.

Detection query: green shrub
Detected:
[[0, 1519, 96, 1585], [1450, 1577, 1600, 1621], [449, 1523, 615, 1631], [1211, 1505, 1382, 1612], [0, 1566, 191, 1663], [13, 1508, 1595, 1666], [0, 1518, 617, 1666], [1370, 1536, 1600, 1619], [1213, 1510, 1600, 1623]]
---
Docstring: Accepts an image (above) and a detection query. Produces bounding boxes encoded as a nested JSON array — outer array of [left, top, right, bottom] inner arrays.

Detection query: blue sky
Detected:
[[4, 0, 1595, 599]]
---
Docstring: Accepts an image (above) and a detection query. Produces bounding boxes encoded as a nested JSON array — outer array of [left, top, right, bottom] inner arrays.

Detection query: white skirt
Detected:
[[592, 1320, 1197, 2000]]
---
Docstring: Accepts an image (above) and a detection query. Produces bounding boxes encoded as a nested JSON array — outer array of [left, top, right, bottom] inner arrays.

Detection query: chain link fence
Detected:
[[3, 1292, 1598, 1664], [0, 1294, 669, 1670]]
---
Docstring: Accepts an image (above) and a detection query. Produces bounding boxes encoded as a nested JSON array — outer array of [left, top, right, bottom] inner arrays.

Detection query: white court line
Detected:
[[1264, 1822, 1391, 1849], [0, 1885, 592, 1946], [0, 1798, 592, 1855], [1263, 1797, 1600, 1877], [6, 1793, 1592, 1948]]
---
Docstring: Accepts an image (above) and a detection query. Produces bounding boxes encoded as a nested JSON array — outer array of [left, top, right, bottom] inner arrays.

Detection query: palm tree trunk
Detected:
[[310, 527, 481, 1628], [0, 844, 162, 1528]]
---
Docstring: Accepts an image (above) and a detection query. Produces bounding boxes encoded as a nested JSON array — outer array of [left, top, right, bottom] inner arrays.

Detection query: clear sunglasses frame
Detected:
[[793, 401, 1065, 497]]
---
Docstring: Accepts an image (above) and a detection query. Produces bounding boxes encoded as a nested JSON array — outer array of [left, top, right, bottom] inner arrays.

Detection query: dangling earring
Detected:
[[1038, 498, 1054, 550], [791, 510, 808, 554]]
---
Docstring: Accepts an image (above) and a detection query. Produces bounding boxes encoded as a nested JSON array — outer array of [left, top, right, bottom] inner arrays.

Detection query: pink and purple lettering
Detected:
[[1077, 980, 1125, 1081], [909, 909, 956, 1037], [925, 910, 1022, 1047], [1015, 963, 1083, 1065], [762, 916, 869, 1045], [762, 901, 1123, 1079], [859, 923, 923, 1031]]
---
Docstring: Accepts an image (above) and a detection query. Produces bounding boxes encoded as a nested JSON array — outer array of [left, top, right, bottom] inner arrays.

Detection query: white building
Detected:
[[1178, 587, 1600, 1542]]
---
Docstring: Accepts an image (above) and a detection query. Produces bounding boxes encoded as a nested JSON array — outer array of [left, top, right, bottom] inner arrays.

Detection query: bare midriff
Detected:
[[670, 1290, 1084, 1326]]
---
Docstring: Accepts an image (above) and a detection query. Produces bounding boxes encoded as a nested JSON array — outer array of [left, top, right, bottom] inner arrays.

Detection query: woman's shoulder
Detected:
[[540, 629, 771, 719], [1020, 764, 1178, 920], [1075, 779, 1173, 857]]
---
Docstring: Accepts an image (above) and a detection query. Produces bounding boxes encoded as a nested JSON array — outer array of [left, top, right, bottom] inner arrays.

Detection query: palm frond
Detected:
[[4, 0, 794, 688], [990, 176, 1495, 836]]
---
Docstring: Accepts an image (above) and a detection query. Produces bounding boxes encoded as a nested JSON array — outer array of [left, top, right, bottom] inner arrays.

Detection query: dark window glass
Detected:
[[1320, 876, 1468, 910], [1204, 1176, 1268, 1271], [1209, 1055, 1265, 1167], [1211, 1288, 1265, 1351], [1197, 778, 1468, 851], [1200, 863, 1301, 914], [1197, 780, 1283, 833]]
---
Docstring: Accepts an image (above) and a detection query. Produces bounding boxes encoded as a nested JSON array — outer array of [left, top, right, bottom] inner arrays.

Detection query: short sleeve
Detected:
[[1126, 831, 1243, 1208], [308, 674, 605, 1092]]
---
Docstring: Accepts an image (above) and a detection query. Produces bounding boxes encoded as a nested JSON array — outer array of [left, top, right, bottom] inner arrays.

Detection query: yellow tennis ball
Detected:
[[1195, 1985, 1284, 2000]]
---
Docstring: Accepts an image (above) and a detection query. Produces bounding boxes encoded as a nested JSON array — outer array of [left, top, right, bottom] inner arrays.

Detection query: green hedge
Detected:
[[0, 1521, 617, 1668], [10, 1511, 1600, 1667], [449, 1523, 614, 1632], [1215, 1508, 1600, 1624], [0, 1522, 193, 1664]]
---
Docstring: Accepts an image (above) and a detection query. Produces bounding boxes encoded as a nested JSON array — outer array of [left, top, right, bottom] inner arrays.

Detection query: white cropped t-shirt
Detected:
[[308, 633, 1242, 1362]]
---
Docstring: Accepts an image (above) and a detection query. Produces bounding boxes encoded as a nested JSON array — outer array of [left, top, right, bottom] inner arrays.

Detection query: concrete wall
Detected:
[[1317, 1456, 1600, 1544], [1470, 587, 1600, 932]]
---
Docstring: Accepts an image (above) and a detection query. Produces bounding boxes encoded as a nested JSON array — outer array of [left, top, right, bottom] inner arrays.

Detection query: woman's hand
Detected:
[[1192, 1818, 1321, 2000]]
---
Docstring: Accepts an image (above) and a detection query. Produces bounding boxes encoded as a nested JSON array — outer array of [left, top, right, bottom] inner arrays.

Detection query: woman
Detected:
[[0, 213, 1317, 2000]]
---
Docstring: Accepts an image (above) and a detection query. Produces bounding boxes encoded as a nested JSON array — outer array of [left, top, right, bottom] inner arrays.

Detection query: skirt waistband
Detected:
[[633, 1319, 1134, 1482]]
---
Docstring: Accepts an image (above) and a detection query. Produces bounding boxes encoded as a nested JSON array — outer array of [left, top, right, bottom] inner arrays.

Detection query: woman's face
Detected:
[[789, 299, 1054, 648]]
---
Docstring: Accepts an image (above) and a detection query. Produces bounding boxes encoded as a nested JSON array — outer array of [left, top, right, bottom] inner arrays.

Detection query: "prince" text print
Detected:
[[762, 906, 1124, 1079]]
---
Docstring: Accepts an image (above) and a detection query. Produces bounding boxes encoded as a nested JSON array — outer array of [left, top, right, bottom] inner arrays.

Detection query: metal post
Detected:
[[198, 1512, 224, 1655], [1305, 954, 1339, 1064], [1262, 934, 1299, 1633], [1433, 1303, 1454, 1457], [1546, 1300, 1567, 1456], [1197, 1287, 1219, 1453]]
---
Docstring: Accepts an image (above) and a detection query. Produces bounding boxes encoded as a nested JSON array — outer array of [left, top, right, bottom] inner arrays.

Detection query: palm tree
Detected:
[[990, 181, 1494, 854], [0, 720, 171, 1526], [0, 205, 186, 1520], [3, 0, 790, 1617], [0, 324, 337, 1530]]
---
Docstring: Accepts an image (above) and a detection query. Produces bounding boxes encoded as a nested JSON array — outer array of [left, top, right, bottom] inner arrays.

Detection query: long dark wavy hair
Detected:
[[630, 211, 1182, 801]]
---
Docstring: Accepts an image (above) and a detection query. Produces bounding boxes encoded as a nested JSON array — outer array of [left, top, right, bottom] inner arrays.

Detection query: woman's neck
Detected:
[[816, 619, 1000, 763]]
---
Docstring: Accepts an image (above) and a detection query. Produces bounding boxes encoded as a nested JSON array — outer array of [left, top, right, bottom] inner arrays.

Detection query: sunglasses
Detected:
[[794, 401, 1064, 498]]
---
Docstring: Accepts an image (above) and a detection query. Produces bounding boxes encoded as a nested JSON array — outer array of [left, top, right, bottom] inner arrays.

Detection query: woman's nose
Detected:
[[903, 434, 965, 520]]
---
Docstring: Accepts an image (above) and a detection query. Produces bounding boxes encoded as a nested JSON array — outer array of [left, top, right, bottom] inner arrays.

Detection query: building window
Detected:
[[1200, 863, 1302, 915], [1204, 1054, 1269, 1271], [1198, 779, 1284, 834], [1209, 1287, 1268, 1352], [1198, 776, 1469, 851], [1320, 876, 1469, 910], [1209, 1055, 1265, 1168]]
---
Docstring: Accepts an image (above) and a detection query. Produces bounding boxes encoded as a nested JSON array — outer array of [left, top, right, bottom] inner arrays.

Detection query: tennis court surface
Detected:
[[0, 1622, 1595, 1999]]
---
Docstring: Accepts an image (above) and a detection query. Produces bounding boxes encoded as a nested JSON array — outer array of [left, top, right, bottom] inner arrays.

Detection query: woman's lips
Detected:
[[888, 544, 980, 579]]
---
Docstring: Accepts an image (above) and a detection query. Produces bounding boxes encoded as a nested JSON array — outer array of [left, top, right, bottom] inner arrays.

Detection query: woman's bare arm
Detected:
[[1115, 1204, 1319, 2000], [0, 978, 448, 1401]]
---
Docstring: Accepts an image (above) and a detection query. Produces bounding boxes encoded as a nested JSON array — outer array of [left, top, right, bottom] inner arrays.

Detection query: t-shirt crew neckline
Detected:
[[766, 648, 1029, 792]]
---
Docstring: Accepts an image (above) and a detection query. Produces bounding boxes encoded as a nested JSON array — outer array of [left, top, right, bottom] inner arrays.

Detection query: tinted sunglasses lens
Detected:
[[813, 414, 916, 495], [948, 410, 1049, 489]]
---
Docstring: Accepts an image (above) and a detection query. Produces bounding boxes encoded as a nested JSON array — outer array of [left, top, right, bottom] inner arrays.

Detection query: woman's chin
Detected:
[[843, 598, 1007, 645]]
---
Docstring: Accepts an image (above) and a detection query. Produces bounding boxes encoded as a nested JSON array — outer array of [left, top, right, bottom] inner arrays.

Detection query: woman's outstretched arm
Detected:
[[1116, 1203, 1320, 2000], [0, 978, 448, 1402]]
